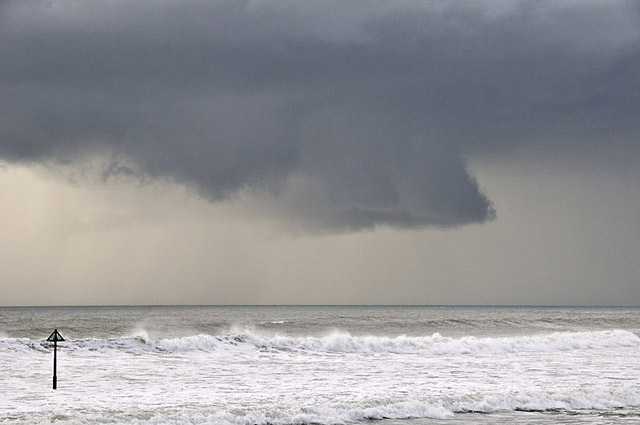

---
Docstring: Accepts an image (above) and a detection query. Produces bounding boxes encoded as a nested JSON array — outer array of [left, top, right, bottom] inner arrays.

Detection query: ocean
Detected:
[[1, 306, 639, 424]]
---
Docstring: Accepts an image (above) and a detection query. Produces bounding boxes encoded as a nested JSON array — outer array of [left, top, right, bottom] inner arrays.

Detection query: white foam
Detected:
[[3, 331, 640, 424], [11, 388, 640, 425], [3, 329, 638, 356], [159, 328, 640, 355], [0, 337, 50, 353], [444, 387, 640, 414]]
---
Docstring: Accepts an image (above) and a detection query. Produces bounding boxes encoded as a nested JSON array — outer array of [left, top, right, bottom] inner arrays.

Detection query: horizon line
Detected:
[[1, 304, 639, 308]]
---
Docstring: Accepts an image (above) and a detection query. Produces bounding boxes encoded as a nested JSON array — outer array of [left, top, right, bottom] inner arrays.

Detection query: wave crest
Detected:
[[3, 329, 638, 356], [134, 329, 640, 355], [33, 387, 640, 424]]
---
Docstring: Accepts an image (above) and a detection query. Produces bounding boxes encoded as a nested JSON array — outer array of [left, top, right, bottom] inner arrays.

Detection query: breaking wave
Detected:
[[206, 387, 640, 424], [5, 329, 639, 356], [132, 328, 640, 355], [13, 387, 640, 424]]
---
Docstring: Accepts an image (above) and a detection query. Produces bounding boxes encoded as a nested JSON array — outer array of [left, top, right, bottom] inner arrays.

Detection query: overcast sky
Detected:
[[1, 0, 639, 306]]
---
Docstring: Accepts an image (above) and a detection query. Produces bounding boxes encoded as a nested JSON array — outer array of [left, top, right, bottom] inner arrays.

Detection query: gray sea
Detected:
[[1, 306, 639, 424]]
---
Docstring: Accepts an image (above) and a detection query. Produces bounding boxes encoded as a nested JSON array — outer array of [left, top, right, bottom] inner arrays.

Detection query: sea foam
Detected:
[[154, 329, 640, 355], [8, 328, 637, 356], [18, 387, 640, 425]]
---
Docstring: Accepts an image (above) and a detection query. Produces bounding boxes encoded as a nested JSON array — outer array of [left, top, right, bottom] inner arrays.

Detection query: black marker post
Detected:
[[47, 329, 64, 390]]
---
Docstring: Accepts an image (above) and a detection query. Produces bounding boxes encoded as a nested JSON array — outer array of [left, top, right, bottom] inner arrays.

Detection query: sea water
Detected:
[[1, 306, 639, 424]]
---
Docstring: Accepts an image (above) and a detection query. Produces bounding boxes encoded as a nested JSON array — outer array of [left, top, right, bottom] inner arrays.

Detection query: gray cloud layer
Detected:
[[1, 0, 638, 230]]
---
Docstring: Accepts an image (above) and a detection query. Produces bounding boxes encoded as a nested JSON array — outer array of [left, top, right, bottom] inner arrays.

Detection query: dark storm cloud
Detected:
[[1, 0, 638, 230]]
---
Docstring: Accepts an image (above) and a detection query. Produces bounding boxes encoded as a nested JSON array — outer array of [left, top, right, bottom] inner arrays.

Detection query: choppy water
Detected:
[[1, 306, 639, 424]]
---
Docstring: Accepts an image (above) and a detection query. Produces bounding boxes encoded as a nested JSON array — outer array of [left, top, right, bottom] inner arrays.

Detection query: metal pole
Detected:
[[53, 339, 57, 390]]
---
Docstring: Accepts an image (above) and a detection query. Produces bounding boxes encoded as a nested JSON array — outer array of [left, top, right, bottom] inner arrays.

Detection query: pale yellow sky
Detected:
[[2, 158, 638, 306]]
